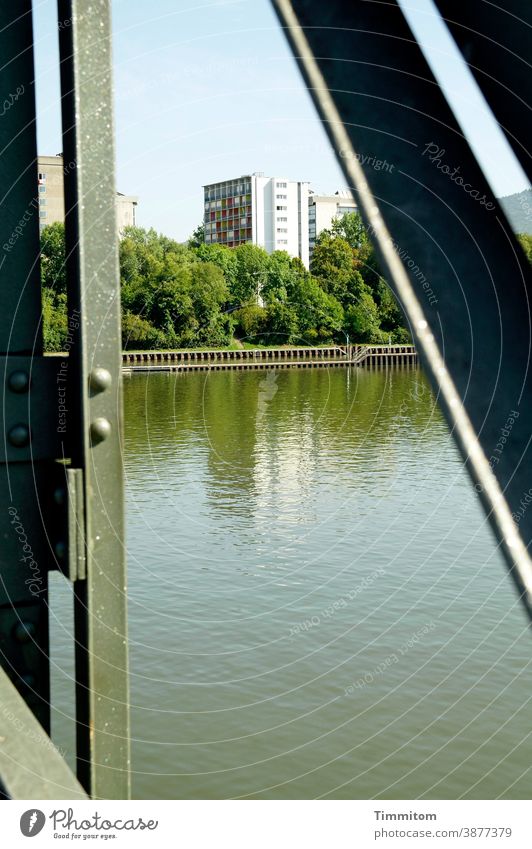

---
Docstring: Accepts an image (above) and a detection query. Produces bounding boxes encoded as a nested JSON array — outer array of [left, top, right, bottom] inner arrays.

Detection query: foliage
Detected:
[[42, 288, 68, 351], [188, 221, 205, 248], [330, 211, 367, 250], [40, 222, 67, 293], [517, 233, 532, 264], [40, 219, 409, 351]]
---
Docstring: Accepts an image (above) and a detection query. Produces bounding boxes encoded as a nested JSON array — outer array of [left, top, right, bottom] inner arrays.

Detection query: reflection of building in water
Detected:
[[252, 397, 317, 521]]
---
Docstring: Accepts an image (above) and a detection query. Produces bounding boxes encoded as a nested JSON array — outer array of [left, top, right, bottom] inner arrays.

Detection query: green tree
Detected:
[[330, 211, 367, 250], [232, 243, 270, 306], [194, 242, 238, 291], [122, 312, 165, 349], [40, 222, 66, 293], [518, 233, 532, 264], [188, 221, 205, 248], [42, 288, 68, 351]]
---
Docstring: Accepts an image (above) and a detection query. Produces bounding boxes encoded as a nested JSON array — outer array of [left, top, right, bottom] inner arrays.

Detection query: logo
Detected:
[[20, 810, 46, 837]]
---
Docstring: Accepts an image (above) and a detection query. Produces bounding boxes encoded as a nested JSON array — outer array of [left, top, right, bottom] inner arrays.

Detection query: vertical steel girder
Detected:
[[272, 0, 532, 621], [58, 0, 130, 797], [0, 2, 51, 731]]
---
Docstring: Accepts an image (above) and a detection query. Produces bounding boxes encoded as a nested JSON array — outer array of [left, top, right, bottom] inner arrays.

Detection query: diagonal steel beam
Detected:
[[271, 0, 532, 621], [433, 0, 532, 185]]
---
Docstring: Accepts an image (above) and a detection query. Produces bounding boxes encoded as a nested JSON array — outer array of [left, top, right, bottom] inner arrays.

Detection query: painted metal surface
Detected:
[[0, 667, 87, 800], [0, 2, 52, 733], [58, 0, 130, 797]]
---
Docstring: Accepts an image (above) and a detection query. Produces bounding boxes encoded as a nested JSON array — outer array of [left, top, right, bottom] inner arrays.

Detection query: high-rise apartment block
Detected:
[[308, 190, 358, 257], [203, 173, 310, 267], [37, 155, 138, 236]]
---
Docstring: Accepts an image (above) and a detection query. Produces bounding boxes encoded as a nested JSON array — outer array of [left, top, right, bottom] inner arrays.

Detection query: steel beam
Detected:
[[58, 0, 130, 797], [0, 666, 87, 800], [271, 0, 532, 620], [433, 1, 532, 184], [0, 2, 52, 731]]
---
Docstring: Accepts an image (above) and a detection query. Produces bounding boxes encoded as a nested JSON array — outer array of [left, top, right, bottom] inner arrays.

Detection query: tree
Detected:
[[42, 288, 68, 351], [40, 222, 66, 293], [231, 243, 270, 307], [344, 287, 382, 343], [331, 211, 367, 250], [188, 221, 205, 248], [518, 233, 532, 264], [310, 231, 364, 306], [194, 242, 238, 291]]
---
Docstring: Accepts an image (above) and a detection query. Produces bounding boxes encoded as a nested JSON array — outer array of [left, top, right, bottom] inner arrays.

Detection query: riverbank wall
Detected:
[[122, 345, 418, 373]]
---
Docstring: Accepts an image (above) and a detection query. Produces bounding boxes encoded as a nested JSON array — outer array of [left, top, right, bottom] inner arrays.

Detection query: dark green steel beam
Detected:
[[58, 0, 130, 798], [0, 1, 51, 731]]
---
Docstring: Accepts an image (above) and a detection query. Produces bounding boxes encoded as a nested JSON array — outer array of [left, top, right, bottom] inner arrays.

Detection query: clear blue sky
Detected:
[[32, 0, 529, 241]]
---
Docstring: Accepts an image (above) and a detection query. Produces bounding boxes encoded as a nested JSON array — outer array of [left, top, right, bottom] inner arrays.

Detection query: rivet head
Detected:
[[89, 367, 112, 394], [14, 622, 36, 643], [8, 423, 30, 447], [8, 370, 29, 393], [55, 541, 66, 560], [90, 417, 112, 445]]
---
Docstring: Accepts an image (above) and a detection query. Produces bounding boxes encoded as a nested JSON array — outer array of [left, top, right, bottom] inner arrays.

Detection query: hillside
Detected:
[[499, 188, 532, 234]]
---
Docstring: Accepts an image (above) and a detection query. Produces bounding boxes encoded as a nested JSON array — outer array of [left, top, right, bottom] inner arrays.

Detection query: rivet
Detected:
[[90, 417, 112, 445], [8, 424, 30, 447], [54, 487, 66, 506], [89, 367, 112, 394], [8, 371, 29, 393], [13, 622, 36, 643], [55, 541, 66, 560]]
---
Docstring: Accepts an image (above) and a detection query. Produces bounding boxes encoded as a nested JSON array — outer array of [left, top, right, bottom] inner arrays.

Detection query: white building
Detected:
[[308, 189, 358, 257], [37, 155, 138, 236], [203, 173, 310, 268]]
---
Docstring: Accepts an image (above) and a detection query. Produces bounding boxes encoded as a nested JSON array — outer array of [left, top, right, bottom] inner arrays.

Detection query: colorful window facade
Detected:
[[204, 177, 253, 247]]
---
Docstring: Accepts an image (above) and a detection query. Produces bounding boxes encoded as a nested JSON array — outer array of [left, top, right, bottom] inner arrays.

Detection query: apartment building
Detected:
[[37, 155, 138, 236], [308, 189, 358, 257], [203, 173, 310, 267]]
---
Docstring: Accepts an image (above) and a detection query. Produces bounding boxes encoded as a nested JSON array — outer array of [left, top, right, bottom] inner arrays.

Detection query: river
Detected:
[[50, 367, 530, 799]]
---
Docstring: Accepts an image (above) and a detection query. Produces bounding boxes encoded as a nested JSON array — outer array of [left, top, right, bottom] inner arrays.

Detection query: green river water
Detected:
[[50, 367, 530, 799]]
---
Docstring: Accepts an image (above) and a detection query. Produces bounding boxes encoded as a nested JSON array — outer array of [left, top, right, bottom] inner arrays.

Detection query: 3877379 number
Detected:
[[459, 827, 512, 838]]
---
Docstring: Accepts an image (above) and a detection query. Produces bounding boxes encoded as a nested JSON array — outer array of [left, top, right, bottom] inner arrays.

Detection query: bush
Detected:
[[122, 312, 166, 350], [42, 288, 68, 351]]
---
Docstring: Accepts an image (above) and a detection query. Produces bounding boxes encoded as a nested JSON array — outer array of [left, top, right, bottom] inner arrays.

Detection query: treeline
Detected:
[[41, 214, 414, 351]]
